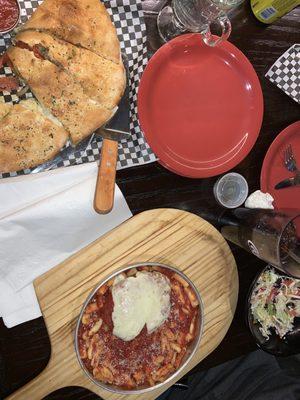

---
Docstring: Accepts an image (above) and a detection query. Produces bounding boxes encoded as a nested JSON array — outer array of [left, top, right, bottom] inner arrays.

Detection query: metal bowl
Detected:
[[0, 0, 21, 35], [74, 262, 204, 395]]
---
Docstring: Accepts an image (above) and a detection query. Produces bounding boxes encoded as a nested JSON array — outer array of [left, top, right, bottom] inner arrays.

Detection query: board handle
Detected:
[[94, 138, 118, 214], [5, 364, 61, 400]]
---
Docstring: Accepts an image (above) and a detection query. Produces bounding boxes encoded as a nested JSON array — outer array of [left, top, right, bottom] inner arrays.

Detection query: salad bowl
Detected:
[[247, 266, 300, 356]]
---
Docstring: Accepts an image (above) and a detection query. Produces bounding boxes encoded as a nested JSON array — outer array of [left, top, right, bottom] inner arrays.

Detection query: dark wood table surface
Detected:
[[0, 2, 299, 399]]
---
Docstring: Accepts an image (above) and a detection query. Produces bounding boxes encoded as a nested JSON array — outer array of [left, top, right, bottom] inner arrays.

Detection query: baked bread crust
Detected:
[[19, 0, 121, 64], [15, 31, 126, 110], [1, 0, 125, 172], [7, 46, 115, 144], [0, 99, 68, 173]]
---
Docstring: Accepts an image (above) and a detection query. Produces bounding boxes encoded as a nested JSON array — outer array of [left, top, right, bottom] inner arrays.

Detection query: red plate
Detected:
[[138, 33, 263, 178], [261, 121, 300, 210]]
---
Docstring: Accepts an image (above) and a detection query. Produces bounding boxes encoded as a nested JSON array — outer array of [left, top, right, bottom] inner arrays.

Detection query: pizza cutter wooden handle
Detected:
[[94, 138, 118, 214]]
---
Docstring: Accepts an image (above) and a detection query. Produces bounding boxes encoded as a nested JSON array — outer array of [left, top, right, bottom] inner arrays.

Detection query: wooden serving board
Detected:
[[7, 208, 238, 400]]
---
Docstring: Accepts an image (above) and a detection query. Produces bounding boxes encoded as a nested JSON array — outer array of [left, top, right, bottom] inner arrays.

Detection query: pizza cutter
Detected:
[[93, 55, 130, 214], [31, 55, 130, 213]]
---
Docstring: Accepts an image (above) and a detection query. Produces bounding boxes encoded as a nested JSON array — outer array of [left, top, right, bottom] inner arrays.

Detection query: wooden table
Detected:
[[0, 2, 299, 399]]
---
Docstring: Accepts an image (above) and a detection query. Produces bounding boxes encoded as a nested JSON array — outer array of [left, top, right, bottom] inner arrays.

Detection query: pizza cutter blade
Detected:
[[93, 54, 130, 214]]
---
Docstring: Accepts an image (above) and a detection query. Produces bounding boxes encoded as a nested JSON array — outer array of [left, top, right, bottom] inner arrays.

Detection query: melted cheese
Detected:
[[112, 271, 171, 341]]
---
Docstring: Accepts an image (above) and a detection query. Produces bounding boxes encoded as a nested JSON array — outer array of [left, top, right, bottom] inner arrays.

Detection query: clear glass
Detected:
[[219, 209, 300, 278], [214, 173, 248, 208], [157, 0, 231, 45], [211, 0, 245, 11]]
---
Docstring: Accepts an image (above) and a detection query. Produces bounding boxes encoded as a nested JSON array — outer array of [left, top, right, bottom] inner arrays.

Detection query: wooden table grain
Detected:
[[1, 2, 299, 399]]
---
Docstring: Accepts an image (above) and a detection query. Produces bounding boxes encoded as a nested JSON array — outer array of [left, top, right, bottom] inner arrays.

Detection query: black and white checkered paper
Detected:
[[0, 0, 157, 178], [265, 44, 300, 104]]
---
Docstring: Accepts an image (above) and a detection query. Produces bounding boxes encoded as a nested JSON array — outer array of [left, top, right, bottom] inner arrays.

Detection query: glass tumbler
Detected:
[[157, 0, 231, 45], [212, 0, 245, 11]]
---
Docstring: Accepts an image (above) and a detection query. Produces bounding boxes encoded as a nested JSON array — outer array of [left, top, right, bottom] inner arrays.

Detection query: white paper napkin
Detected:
[[0, 163, 132, 328]]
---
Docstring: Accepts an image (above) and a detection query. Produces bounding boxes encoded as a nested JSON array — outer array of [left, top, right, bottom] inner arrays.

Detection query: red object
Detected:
[[0, 53, 14, 69], [261, 121, 300, 210], [0, 0, 19, 33], [138, 33, 263, 178], [0, 76, 19, 91], [16, 41, 45, 60]]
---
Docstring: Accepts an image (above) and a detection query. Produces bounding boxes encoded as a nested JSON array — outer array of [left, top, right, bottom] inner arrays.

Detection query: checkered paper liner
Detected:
[[0, 0, 157, 178], [265, 44, 300, 104]]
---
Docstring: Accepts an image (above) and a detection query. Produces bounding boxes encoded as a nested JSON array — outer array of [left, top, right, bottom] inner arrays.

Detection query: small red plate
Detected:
[[138, 33, 263, 178], [261, 121, 300, 210]]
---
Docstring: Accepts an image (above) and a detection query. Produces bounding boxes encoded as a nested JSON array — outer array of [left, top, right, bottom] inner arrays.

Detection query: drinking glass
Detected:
[[218, 208, 300, 278], [212, 0, 245, 11], [157, 0, 231, 45]]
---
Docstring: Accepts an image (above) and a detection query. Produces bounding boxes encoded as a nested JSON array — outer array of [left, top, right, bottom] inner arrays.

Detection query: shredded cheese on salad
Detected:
[[251, 268, 300, 339]]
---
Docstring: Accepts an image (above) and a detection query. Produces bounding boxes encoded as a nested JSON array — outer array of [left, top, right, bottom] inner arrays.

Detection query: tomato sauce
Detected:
[[16, 41, 45, 60], [0, 53, 13, 69], [78, 269, 199, 388], [0, 76, 18, 91], [0, 0, 19, 32]]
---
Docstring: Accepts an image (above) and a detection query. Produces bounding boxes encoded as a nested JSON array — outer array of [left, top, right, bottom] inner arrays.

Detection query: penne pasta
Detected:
[[172, 283, 185, 304], [94, 366, 114, 383], [140, 265, 150, 271], [164, 328, 176, 341], [88, 318, 102, 335], [171, 351, 177, 365], [161, 334, 170, 352], [87, 343, 93, 360], [82, 331, 89, 341], [126, 267, 137, 277], [106, 278, 115, 287], [148, 375, 155, 386], [189, 316, 196, 335], [170, 342, 182, 353], [174, 348, 186, 369], [165, 349, 174, 364], [152, 266, 164, 273], [155, 364, 175, 382], [173, 273, 189, 288], [153, 355, 164, 365], [85, 302, 98, 314], [91, 352, 100, 368], [133, 370, 144, 385], [184, 286, 199, 308], [79, 346, 87, 359], [81, 313, 90, 325], [185, 333, 193, 343], [98, 284, 108, 296], [96, 295, 104, 308]]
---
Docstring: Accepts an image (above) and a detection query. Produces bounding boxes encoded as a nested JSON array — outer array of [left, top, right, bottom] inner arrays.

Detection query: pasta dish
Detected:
[[77, 265, 200, 389]]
